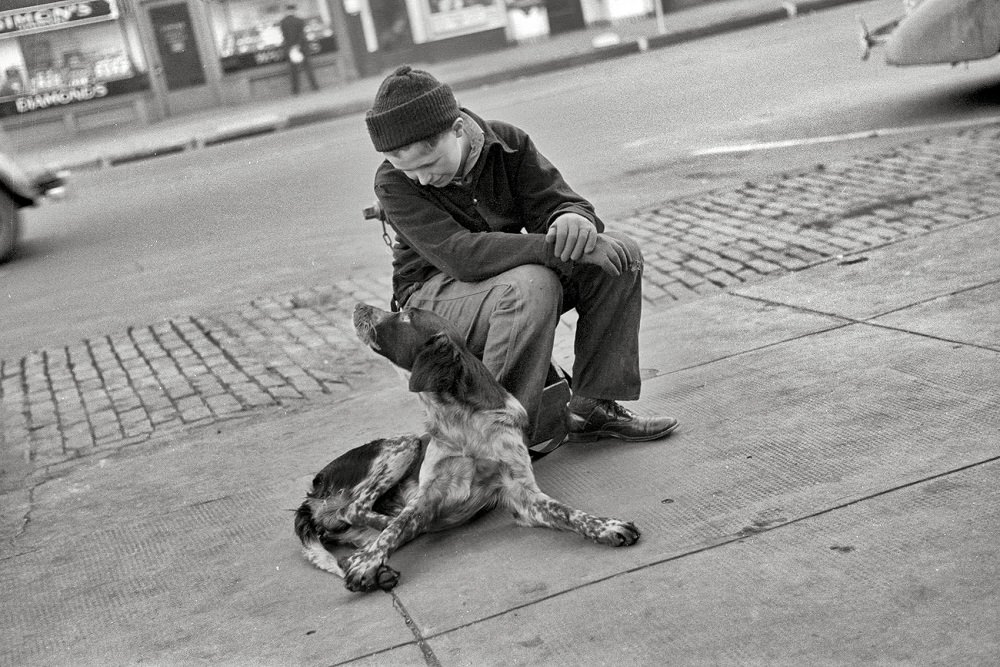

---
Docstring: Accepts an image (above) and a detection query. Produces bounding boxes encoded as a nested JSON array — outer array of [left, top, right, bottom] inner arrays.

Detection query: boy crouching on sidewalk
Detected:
[[365, 65, 678, 446]]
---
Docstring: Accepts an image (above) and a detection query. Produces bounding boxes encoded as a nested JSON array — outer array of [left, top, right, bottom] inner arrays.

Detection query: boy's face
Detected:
[[384, 120, 464, 188]]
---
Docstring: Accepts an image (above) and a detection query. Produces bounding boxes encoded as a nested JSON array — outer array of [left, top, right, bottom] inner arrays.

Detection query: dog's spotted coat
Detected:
[[294, 303, 639, 592]]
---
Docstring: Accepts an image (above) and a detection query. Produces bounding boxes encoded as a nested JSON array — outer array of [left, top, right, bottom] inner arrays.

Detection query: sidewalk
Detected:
[[2, 205, 997, 664], [15, 0, 864, 171]]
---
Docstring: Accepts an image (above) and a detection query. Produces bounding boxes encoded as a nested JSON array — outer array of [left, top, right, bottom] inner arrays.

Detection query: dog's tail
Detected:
[[294, 501, 346, 577]]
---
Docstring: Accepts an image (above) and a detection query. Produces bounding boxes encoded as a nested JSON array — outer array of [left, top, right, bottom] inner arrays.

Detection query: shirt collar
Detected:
[[452, 110, 485, 184]]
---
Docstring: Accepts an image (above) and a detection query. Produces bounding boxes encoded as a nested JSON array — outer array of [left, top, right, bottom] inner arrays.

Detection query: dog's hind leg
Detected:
[[501, 464, 640, 547], [517, 491, 640, 546], [338, 435, 425, 530], [307, 435, 424, 532], [297, 435, 424, 576]]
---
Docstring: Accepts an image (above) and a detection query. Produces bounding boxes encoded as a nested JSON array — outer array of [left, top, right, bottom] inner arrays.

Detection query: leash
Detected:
[[363, 201, 394, 251]]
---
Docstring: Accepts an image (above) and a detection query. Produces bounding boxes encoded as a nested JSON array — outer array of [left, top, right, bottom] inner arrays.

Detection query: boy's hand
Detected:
[[546, 213, 598, 262], [575, 235, 632, 277]]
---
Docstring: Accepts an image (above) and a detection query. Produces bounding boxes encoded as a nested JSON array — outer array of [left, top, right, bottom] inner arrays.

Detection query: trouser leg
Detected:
[[562, 230, 644, 401], [303, 56, 320, 90], [289, 62, 301, 95], [406, 265, 562, 431]]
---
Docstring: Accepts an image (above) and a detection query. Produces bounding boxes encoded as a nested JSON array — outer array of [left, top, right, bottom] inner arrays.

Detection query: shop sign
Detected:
[[13, 82, 108, 112], [0, 75, 149, 117], [0, 0, 118, 39]]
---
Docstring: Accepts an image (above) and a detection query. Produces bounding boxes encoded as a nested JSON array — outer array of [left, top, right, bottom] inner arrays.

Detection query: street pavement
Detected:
[[3, 0, 1000, 664], [13, 0, 861, 168]]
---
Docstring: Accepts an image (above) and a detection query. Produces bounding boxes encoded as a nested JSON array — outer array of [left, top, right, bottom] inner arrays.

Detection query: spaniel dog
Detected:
[[294, 303, 640, 592]]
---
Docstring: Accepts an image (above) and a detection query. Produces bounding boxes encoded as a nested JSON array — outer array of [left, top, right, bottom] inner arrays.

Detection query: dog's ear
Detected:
[[408, 332, 461, 394]]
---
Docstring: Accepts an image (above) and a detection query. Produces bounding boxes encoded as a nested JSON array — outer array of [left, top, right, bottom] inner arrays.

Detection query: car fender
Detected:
[[886, 0, 1000, 65], [0, 151, 37, 207]]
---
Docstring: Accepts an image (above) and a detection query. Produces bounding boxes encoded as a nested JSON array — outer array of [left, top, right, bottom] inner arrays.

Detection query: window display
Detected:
[[425, 0, 505, 39], [0, 0, 147, 116], [354, 0, 506, 52], [209, 0, 338, 72]]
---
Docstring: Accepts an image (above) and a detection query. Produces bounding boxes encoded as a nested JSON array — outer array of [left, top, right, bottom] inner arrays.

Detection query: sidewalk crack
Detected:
[[4, 483, 37, 553], [391, 591, 441, 667]]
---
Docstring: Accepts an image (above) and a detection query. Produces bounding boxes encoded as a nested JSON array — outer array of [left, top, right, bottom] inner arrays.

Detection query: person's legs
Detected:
[[560, 231, 678, 442], [302, 56, 320, 91], [402, 233, 675, 444], [289, 61, 301, 95], [561, 230, 643, 402], [405, 265, 562, 432]]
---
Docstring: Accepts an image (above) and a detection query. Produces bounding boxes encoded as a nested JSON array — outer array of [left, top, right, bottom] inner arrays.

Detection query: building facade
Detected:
[[0, 0, 675, 144], [1, 0, 363, 143]]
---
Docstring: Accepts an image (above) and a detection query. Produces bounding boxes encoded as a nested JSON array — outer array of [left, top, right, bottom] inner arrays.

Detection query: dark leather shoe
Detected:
[[566, 400, 679, 443]]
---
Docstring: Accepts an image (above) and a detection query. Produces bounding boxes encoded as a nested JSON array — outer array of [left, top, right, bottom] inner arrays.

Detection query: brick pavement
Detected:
[[3, 124, 999, 487]]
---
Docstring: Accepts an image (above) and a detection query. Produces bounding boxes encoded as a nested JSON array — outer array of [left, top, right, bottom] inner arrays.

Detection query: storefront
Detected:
[[0, 0, 532, 144], [0, 0, 153, 142], [0, 0, 357, 144], [207, 0, 355, 103], [343, 0, 510, 76], [0, 0, 666, 144]]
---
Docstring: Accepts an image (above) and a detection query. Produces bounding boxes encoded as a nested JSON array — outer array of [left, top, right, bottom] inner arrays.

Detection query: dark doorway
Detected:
[[544, 0, 585, 34], [370, 0, 415, 52], [149, 3, 206, 90]]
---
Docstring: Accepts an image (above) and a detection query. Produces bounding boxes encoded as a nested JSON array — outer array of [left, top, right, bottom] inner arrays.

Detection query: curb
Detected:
[[199, 116, 285, 147], [451, 40, 644, 92], [284, 101, 369, 129], [52, 0, 863, 172], [646, 6, 789, 48]]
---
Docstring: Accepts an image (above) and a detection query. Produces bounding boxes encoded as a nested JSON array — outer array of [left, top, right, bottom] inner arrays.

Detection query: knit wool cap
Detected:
[[366, 66, 461, 152]]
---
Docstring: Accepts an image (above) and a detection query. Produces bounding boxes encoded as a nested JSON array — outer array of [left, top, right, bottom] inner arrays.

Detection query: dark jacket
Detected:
[[374, 109, 605, 305], [279, 13, 307, 51]]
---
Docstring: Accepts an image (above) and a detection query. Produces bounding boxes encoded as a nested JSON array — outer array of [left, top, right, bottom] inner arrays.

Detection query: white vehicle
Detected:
[[860, 0, 1000, 66]]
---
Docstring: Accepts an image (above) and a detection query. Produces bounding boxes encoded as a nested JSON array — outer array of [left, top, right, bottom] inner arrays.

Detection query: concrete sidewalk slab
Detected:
[[2, 216, 999, 664], [637, 293, 847, 375], [870, 280, 1000, 350], [0, 382, 427, 665], [295, 285, 1000, 654], [422, 459, 1000, 665], [731, 218, 1000, 320]]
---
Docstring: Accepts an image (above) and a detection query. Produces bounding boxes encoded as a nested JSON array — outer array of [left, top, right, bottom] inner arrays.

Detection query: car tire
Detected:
[[0, 190, 21, 263]]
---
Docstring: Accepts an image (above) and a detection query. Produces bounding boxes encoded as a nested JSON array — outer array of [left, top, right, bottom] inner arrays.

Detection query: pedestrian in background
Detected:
[[279, 3, 319, 95], [364, 66, 679, 446]]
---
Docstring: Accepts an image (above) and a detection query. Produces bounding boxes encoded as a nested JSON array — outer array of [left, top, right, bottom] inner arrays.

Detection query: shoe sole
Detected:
[[566, 421, 679, 444]]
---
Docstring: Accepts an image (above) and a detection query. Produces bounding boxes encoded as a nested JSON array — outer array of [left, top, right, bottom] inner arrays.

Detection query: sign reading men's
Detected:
[[0, 1, 118, 39]]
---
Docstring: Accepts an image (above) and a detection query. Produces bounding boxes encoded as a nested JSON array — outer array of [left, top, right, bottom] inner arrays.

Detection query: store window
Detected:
[[352, 0, 505, 52], [209, 0, 338, 73], [0, 0, 148, 116], [424, 0, 505, 40]]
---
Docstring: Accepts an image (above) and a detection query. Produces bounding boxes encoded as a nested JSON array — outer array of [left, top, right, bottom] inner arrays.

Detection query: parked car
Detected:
[[0, 127, 66, 262], [860, 0, 1000, 66]]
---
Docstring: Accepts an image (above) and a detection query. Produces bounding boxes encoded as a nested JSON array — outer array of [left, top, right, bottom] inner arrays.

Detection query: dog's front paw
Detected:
[[374, 564, 401, 590], [596, 519, 641, 547], [339, 551, 400, 592]]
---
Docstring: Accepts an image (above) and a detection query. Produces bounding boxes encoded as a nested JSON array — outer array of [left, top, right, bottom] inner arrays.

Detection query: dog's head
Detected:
[[353, 303, 506, 407], [353, 303, 461, 371]]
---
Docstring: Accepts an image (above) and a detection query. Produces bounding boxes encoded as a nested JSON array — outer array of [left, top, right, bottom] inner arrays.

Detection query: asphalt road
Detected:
[[3, 0, 999, 362]]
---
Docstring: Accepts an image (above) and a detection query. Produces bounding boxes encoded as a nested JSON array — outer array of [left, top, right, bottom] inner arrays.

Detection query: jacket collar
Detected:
[[454, 108, 515, 186]]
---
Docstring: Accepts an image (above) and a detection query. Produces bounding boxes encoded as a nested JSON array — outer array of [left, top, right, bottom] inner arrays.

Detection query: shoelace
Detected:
[[599, 400, 635, 420]]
